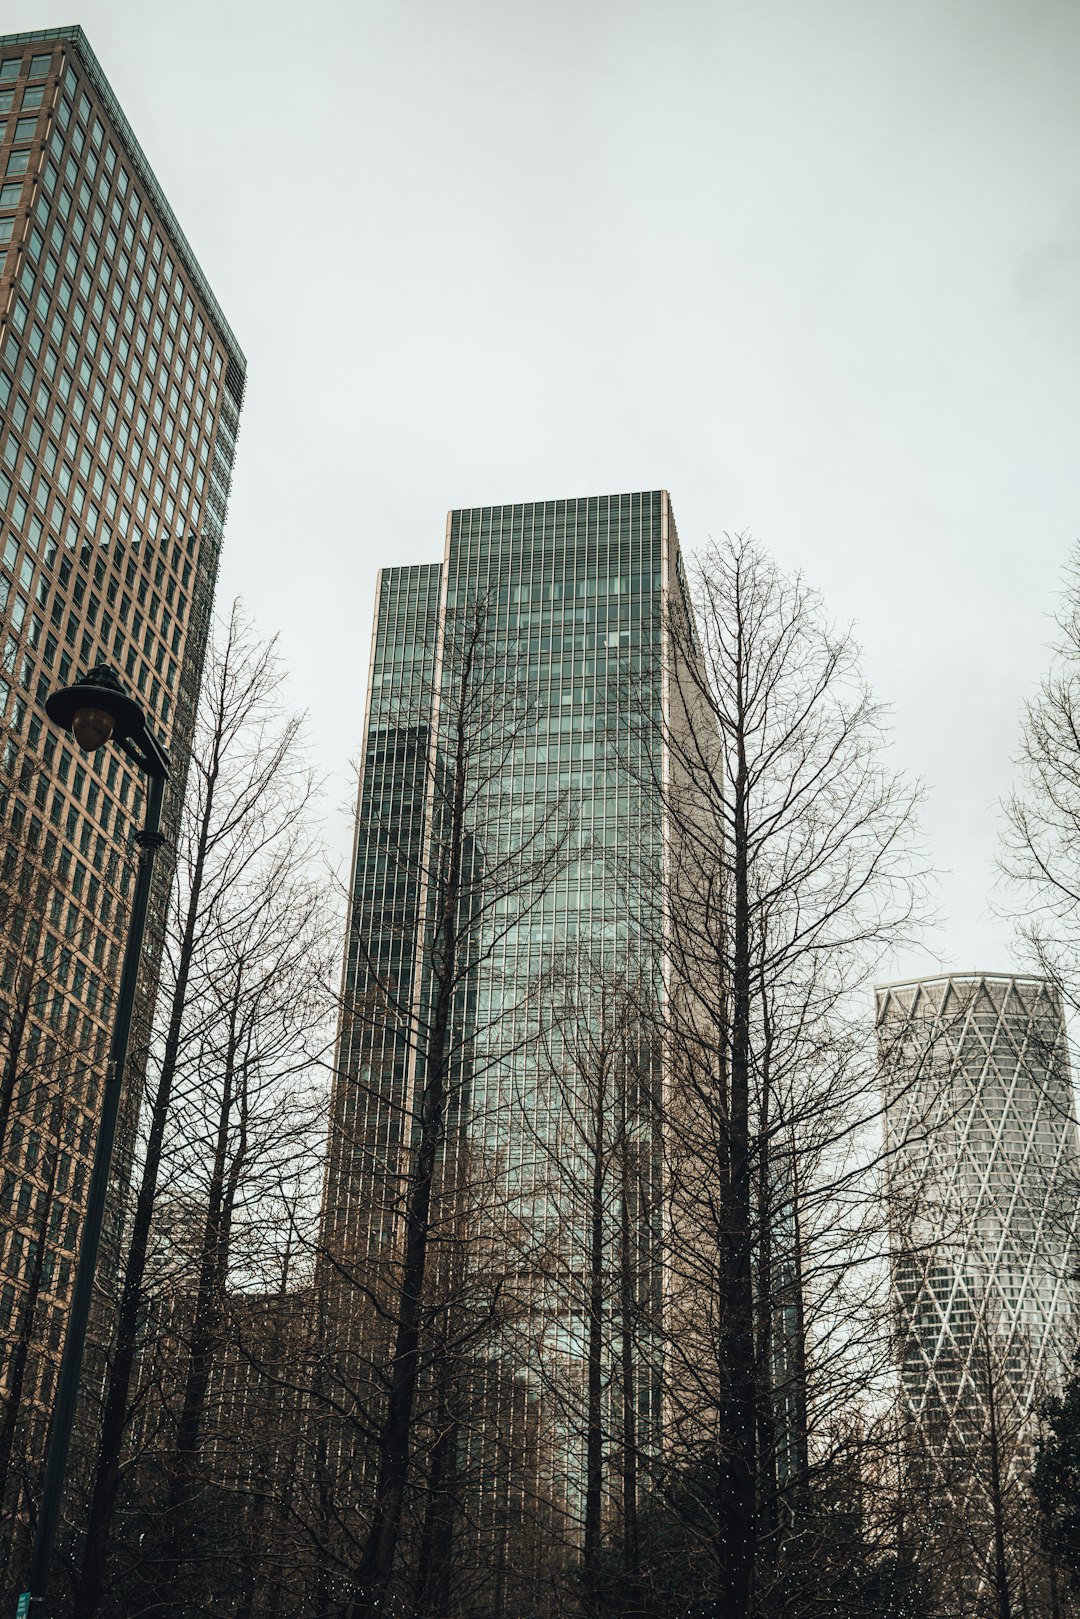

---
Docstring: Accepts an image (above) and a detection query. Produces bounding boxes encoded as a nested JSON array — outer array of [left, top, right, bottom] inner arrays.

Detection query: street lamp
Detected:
[[21, 665, 169, 1616]]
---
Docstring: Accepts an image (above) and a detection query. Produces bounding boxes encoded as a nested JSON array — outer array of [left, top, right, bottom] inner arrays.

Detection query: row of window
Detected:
[[454, 496, 663, 522], [0, 918, 118, 1041], [0, 515, 182, 752], [0, 512, 185, 682], [0, 90, 46, 171], [0, 116, 40, 154], [1, 526, 184, 686], [2, 51, 218, 349], [0, 132, 219, 722], [12, 230, 218, 413], [445, 575, 666, 607], [1, 327, 211, 573], [0, 52, 53, 85], [0, 1229, 77, 1311], [0, 62, 233, 635], [0, 49, 234, 1335], [0, 370, 205, 585], [2, 59, 54, 256], [4, 43, 243, 401], [0, 398, 200, 637], [45, 73, 223, 377], [2, 806, 127, 975]]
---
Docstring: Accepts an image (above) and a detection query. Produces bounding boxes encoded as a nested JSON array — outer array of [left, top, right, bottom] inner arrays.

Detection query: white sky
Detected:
[[10, 0, 1080, 980]]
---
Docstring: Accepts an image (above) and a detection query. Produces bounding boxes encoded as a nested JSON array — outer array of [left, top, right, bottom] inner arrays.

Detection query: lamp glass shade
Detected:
[[71, 706, 116, 751]]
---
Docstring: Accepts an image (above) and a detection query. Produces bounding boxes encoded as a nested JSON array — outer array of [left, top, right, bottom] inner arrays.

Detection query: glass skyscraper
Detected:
[[324, 491, 688, 1567]]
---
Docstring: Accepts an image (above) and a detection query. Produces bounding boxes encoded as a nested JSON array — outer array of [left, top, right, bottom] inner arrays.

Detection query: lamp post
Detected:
[[21, 665, 169, 1616]]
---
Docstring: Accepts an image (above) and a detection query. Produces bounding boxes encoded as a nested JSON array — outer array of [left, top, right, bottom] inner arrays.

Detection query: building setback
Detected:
[[0, 26, 243, 1446], [322, 491, 687, 1578]]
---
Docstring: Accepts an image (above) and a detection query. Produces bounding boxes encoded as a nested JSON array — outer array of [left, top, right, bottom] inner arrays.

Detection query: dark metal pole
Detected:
[[25, 769, 166, 1614]]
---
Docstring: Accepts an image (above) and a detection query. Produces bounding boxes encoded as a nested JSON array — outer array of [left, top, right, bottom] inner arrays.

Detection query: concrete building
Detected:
[[0, 24, 243, 1462]]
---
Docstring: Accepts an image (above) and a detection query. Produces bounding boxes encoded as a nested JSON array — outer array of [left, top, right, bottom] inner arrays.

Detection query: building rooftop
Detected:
[[876, 969, 1054, 992], [0, 24, 245, 370]]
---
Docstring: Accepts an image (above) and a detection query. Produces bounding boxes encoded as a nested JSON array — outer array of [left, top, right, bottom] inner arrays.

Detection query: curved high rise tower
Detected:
[[877, 970, 1079, 1467]]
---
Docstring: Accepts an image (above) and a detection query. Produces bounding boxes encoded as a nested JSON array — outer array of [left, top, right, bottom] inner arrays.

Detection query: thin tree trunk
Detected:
[[984, 1332, 1012, 1619], [754, 1173, 777, 1553], [146, 997, 245, 1617], [0, 1114, 60, 1524], [414, 1361, 458, 1619], [583, 1077, 606, 1595], [0, 989, 30, 1160], [75, 776, 217, 1619], [346, 1033, 452, 1615], [788, 1149, 809, 1495], [618, 1133, 640, 1591], [715, 647, 757, 1619], [347, 737, 468, 1619], [754, 989, 778, 1563]]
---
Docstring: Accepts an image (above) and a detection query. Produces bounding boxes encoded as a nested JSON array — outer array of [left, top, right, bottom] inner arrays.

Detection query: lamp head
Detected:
[[45, 664, 145, 755], [71, 707, 116, 750]]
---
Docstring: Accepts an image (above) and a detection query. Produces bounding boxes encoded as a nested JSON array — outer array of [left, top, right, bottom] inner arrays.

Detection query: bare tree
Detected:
[[68, 603, 330, 1619], [0, 1089, 63, 1548], [316, 594, 572, 1618], [1002, 547, 1080, 1009], [653, 534, 926, 1618], [0, 767, 103, 1589], [999, 547, 1080, 1263], [141, 835, 328, 1617], [525, 953, 659, 1612]]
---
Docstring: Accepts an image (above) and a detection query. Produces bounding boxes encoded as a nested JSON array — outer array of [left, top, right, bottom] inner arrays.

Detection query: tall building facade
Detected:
[[323, 492, 687, 1580], [0, 25, 243, 1465], [877, 971, 1080, 1561]]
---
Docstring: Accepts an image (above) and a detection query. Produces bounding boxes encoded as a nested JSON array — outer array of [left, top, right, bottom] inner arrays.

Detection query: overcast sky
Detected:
[[11, 0, 1080, 980]]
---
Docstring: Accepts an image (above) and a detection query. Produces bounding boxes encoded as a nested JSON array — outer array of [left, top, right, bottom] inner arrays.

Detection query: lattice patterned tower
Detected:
[[0, 25, 244, 1465], [877, 971, 1080, 1477]]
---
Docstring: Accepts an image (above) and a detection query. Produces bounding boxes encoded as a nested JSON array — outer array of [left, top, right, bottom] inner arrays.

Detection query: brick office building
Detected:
[[0, 24, 244, 1489]]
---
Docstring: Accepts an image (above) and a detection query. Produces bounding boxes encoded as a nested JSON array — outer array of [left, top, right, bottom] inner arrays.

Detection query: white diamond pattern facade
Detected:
[[877, 971, 1080, 1464]]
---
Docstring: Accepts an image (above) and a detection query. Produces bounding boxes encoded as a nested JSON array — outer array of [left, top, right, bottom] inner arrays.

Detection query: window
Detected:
[[7, 152, 29, 177], [21, 87, 45, 111], [14, 118, 37, 144], [0, 183, 19, 210], [28, 55, 52, 80], [0, 60, 19, 85]]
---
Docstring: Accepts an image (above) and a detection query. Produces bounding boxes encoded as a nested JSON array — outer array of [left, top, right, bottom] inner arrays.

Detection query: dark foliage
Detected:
[[1034, 1358, 1080, 1589]]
